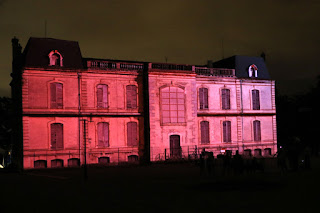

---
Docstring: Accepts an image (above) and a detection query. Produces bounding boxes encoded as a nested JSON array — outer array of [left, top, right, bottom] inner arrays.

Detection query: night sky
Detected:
[[1, 0, 319, 97]]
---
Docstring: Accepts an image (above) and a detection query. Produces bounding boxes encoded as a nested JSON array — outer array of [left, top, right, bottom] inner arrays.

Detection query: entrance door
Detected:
[[170, 135, 181, 158]]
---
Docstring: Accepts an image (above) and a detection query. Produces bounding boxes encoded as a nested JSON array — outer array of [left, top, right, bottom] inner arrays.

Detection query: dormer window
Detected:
[[49, 50, 63, 67], [248, 64, 258, 78]]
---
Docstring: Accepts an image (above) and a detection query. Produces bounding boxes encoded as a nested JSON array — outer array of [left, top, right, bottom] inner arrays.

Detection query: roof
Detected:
[[211, 55, 271, 79], [23, 37, 83, 69]]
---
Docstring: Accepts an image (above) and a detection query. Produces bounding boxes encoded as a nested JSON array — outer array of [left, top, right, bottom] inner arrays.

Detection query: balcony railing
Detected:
[[151, 63, 193, 71], [195, 67, 235, 77]]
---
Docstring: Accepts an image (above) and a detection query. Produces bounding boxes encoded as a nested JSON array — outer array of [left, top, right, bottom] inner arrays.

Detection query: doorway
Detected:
[[170, 135, 181, 158]]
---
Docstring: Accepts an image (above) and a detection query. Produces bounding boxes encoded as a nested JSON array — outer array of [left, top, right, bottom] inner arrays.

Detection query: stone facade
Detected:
[[11, 37, 277, 169]]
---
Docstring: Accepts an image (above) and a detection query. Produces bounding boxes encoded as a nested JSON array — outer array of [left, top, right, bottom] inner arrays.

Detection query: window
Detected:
[[253, 120, 261, 141], [244, 149, 252, 156], [128, 155, 139, 162], [50, 82, 63, 109], [51, 123, 63, 149], [97, 84, 108, 108], [252, 90, 260, 110], [200, 121, 210, 144], [97, 122, 109, 147], [51, 159, 63, 168], [126, 85, 137, 109], [48, 50, 63, 67], [68, 158, 80, 167], [254, 149, 262, 157], [264, 148, 271, 156], [127, 122, 138, 146], [98, 157, 110, 164], [34, 160, 47, 168], [221, 89, 230, 110], [223, 121, 231, 142], [161, 87, 185, 123], [199, 88, 208, 109]]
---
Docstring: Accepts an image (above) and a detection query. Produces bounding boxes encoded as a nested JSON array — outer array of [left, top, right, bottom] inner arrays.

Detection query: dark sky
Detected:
[[1, 0, 320, 97]]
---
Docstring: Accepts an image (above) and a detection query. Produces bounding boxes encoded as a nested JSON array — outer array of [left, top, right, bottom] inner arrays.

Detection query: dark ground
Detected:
[[1, 157, 320, 213]]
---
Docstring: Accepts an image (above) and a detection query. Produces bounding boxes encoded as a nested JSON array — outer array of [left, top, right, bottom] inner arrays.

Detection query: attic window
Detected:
[[248, 64, 258, 78], [49, 50, 63, 67]]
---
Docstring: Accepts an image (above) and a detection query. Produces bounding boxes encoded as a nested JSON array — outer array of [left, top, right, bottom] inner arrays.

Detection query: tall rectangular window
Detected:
[[161, 87, 185, 123], [252, 90, 260, 110], [97, 84, 108, 108], [199, 88, 208, 109], [126, 85, 137, 109], [223, 121, 231, 142], [221, 89, 230, 110], [50, 83, 63, 109], [127, 122, 138, 146], [97, 122, 109, 147], [200, 121, 210, 144], [253, 120, 261, 141], [51, 123, 63, 149]]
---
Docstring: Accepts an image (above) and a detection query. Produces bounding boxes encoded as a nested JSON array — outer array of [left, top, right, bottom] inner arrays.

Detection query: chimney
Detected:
[[207, 60, 213, 68], [260, 52, 266, 62], [11, 37, 22, 61]]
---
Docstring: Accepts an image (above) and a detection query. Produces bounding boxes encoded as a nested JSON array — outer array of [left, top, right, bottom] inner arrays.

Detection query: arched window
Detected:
[[253, 120, 261, 141], [51, 123, 63, 149], [126, 85, 137, 109], [97, 84, 108, 108], [97, 122, 109, 147], [48, 50, 63, 67], [50, 82, 63, 109], [34, 160, 47, 168], [200, 121, 210, 144], [127, 122, 138, 146], [223, 121, 231, 142], [252, 90, 260, 110], [199, 88, 208, 109], [161, 87, 185, 123], [221, 89, 230, 110]]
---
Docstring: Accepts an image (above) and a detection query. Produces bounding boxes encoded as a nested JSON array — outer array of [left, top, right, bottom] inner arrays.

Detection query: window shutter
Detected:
[[131, 85, 137, 109], [253, 120, 261, 141], [51, 124, 57, 149], [56, 83, 63, 109], [97, 123, 104, 147], [50, 83, 57, 108], [103, 85, 108, 108], [127, 122, 137, 146], [223, 121, 231, 142], [199, 88, 204, 109], [97, 86, 103, 108], [203, 88, 208, 109], [126, 85, 132, 109], [103, 122, 109, 147], [252, 90, 260, 110], [222, 89, 230, 110], [201, 121, 209, 144], [56, 123, 63, 149]]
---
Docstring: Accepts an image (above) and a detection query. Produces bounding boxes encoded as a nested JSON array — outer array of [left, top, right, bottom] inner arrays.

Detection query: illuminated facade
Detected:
[[11, 37, 277, 169]]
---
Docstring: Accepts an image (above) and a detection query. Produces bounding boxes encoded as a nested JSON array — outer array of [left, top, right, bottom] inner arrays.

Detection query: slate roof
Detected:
[[212, 55, 271, 79], [23, 37, 83, 69]]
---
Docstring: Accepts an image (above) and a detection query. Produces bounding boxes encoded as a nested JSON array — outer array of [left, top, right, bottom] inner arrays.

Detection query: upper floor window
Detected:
[[199, 88, 208, 109], [126, 85, 137, 109], [97, 84, 108, 108], [50, 82, 63, 109], [161, 87, 185, 123], [253, 120, 261, 141], [223, 121, 231, 142], [252, 90, 260, 110], [221, 89, 230, 110], [97, 122, 109, 147], [51, 123, 63, 149], [48, 50, 63, 67], [248, 64, 258, 78], [200, 121, 210, 144], [127, 121, 138, 146]]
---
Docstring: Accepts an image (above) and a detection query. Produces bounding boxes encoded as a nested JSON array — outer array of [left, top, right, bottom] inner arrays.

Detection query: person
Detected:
[[277, 148, 287, 174]]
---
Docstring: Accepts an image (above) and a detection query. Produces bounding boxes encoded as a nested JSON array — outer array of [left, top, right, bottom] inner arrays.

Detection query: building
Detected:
[[10, 37, 277, 169]]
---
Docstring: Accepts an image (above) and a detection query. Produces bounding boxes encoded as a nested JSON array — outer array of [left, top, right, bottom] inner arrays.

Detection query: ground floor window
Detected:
[[68, 158, 80, 167], [244, 149, 252, 157], [34, 160, 47, 168], [264, 148, 272, 156], [98, 157, 110, 164], [51, 159, 63, 168], [254, 149, 262, 157], [128, 155, 139, 162]]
